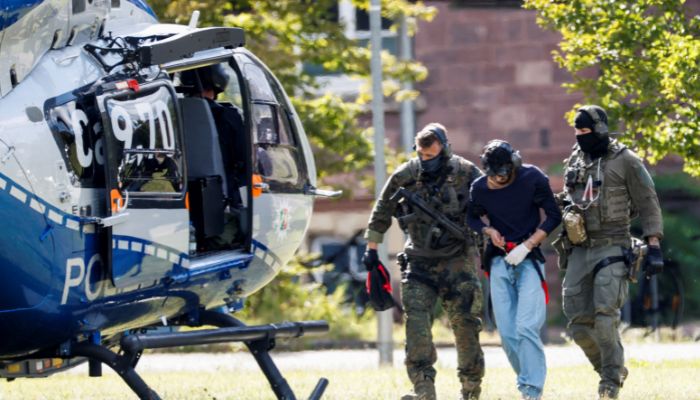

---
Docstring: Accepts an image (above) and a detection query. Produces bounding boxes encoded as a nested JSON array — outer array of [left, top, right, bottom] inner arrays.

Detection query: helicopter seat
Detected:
[[180, 97, 226, 239]]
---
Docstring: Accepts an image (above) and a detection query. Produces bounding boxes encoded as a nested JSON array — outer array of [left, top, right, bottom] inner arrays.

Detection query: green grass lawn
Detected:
[[1, 359, 698, 399]]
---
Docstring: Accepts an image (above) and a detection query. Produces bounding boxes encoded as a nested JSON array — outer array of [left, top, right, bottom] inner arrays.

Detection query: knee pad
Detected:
[[594, 314, 618, 343], [570, 324, 595, 346], [453, 280, 482, 316]]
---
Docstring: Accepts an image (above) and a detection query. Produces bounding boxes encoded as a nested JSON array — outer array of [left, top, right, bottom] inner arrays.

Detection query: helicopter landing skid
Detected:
[[70, 313, 329, 400]]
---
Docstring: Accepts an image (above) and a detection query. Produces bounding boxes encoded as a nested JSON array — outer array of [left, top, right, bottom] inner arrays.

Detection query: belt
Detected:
[[576, 237, 630, 248]]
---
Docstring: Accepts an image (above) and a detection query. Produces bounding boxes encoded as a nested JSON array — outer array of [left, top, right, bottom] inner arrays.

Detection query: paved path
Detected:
[[67, 342, 700, 374]]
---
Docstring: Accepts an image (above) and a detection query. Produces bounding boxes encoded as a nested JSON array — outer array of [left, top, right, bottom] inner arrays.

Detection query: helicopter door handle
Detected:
[[97, 213, 130, 227], [304, 184, 342, 198], [253, 181, 270, 192], [110, 189, 129, 213]]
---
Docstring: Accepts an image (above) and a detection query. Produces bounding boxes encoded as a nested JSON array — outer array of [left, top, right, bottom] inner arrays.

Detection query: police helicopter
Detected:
[[0, 1, 340, 399]]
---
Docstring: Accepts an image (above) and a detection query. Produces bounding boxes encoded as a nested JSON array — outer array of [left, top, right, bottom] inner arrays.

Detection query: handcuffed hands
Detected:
[[484, 227, 505, 249], [504, 243, 531, 266], [362, 248, 380, 271], [645, 245, 664, 277]]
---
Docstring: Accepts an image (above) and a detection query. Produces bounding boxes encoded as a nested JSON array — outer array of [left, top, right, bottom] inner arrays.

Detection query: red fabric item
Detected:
[[488, 241, 549, 304], [541, 281, 550, 305], [365, 262, 395, 311]]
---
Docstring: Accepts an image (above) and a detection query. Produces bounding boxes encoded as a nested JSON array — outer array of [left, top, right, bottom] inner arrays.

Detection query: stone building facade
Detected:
[[310, 1, 581, 248]]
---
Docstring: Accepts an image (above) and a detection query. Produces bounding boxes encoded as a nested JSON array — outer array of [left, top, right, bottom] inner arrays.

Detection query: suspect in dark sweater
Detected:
[[467, 140, 562, 400]]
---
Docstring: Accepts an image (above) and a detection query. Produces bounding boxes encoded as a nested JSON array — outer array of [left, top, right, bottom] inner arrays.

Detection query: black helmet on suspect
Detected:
[[480, 139, 522, 177], [180, 63, 230, 94]]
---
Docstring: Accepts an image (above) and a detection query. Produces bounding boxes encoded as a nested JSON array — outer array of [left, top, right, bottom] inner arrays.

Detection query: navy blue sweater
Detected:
[[467, 165, 562, 242]]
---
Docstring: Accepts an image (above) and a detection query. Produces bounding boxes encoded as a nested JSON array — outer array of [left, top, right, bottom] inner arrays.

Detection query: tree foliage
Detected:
[[149, 0, 435, 184], [524, 0, 700, 175]]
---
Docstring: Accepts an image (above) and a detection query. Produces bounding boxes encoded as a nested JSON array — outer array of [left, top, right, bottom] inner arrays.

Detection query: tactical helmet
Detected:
[[481, 139, 522, 177], [180, 63, 230, 94]]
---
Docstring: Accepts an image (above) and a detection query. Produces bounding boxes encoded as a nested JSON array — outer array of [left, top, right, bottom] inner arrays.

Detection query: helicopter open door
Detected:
[[175, 57, 253, 255], [233, 51, 318, 264], [97, 79, 189, 288]]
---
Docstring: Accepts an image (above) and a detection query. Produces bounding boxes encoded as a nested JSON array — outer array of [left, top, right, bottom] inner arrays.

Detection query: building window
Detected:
[[303, 1, 397, 97]]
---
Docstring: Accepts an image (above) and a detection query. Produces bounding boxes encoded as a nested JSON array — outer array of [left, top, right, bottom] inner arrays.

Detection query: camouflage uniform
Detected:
[[365, 156, 484, 399], [558, 139, 663, 396]]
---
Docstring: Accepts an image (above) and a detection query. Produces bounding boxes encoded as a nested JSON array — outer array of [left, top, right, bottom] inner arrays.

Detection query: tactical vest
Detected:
[[563, 140, 633, 241], [395, 156, 475, 254]]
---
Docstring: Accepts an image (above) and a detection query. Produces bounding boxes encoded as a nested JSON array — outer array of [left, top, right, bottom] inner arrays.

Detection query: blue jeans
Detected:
[[490, 256, 547, 398]]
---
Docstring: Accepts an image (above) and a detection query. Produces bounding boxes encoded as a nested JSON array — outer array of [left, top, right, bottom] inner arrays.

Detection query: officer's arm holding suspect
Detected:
[[528, 170, 563, 247]]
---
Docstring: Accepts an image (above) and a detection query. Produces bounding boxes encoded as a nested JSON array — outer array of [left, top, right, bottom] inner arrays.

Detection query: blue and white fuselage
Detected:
[[0, 0, 318, 369]]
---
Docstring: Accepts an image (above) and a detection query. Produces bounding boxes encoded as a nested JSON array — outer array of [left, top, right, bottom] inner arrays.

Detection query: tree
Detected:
[[524, 0, 700, 175], [149, 0, 436, 185]]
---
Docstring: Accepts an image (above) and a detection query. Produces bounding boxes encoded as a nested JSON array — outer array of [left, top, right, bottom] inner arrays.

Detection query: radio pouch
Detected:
[[563, 206, 588, 245]]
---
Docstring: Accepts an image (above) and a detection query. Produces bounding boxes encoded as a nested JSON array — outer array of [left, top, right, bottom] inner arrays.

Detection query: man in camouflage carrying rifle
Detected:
[[362, 123, 485, 400], [555, 105, 664, 400]]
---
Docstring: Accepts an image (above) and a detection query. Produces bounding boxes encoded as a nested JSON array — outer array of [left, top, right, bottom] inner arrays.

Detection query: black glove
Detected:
[[645, 245, 664, 277], [362, 248, 380, 271]]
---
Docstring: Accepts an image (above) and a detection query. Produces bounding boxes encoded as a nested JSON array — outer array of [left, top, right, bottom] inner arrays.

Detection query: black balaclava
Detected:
[[574, 109, 609, 159], [420, 156, 443, 176]]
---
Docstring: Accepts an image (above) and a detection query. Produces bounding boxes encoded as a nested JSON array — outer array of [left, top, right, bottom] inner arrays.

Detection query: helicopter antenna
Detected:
[[188, 10, 200, 28]]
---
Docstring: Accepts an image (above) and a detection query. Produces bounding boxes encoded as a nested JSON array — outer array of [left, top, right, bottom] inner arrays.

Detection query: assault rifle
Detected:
[[390, 187, 469, 242]]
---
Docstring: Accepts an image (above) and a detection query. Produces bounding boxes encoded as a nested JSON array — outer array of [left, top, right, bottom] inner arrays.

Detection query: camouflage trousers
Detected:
[[402, 254, 485, 394], [563, 245, 629, 389]]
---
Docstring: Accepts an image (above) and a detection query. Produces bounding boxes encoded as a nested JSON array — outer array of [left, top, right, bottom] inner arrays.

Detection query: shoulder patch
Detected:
[[637, 166, 655, 188], [620, 149, 654, 188]]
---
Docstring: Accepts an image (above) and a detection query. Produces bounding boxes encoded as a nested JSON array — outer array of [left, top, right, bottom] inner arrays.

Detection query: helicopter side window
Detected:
[[46, 93, 105, 188], [237, 54, 306, 191], [217, 63, 245, 110], [103, 84, 184, 197]]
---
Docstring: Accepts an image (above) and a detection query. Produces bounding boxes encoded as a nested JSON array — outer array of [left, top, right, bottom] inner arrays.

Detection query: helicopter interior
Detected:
[[102, 54, 309, 258], [172, 55, 309, 256], [175, 61, 251, 255], [40, 26, 314, 291]]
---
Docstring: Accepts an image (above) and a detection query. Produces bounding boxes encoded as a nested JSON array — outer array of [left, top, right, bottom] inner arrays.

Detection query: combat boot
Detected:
[[401, 379, 436, 400], [598, 384, 620, 400], [460, 387, 481, 399]]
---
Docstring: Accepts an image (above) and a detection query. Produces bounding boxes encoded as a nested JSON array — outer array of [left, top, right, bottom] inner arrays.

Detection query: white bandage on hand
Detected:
[[504, 243, 531, 266]]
